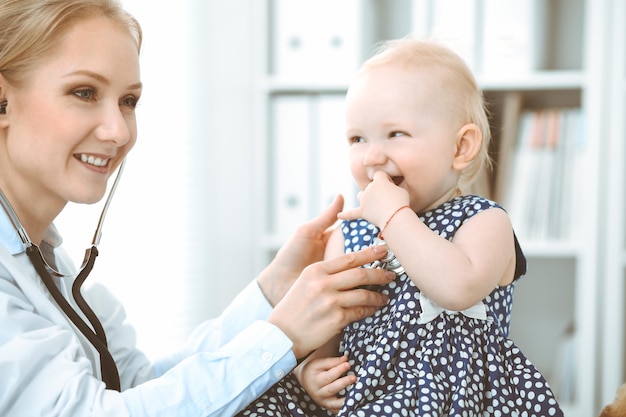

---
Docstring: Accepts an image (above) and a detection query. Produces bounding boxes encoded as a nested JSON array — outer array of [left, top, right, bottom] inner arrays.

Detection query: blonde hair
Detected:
[[0, 0, 142, 87], [360, 38, 491, 186]]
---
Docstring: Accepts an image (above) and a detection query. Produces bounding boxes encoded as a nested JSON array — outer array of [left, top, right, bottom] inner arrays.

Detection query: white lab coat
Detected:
[[0, 231, 295, 416]]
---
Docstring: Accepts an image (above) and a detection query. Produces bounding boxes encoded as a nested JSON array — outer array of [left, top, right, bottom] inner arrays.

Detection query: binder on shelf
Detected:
[[316, 95, 358, 214], [481, 0, 547, 74], [271, 95, 311, 238], [411, 0, 547, 74], [411, 0, 479, 70], [271, 0, 362, 79], [271, 94, 358, 240]]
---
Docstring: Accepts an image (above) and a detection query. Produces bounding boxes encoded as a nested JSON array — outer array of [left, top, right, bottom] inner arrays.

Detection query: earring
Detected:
[[0, 100, 6, 114]]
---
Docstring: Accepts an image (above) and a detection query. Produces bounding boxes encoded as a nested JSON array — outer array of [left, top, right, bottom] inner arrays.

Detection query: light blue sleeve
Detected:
[[151, 279, 278, 375], [122, 320, 295, 416], [0, 235, 296, 416], [117, 279, 297, 416]]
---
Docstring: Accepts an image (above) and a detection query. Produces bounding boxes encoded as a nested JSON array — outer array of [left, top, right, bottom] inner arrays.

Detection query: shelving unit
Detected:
[[601, 0, 626, 408], [252, 0, 616, 415]]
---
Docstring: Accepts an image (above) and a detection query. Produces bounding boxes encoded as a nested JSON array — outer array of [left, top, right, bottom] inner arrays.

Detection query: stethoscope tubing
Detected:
[[0, 160, 128, 391], [27, 245, 121, 390]]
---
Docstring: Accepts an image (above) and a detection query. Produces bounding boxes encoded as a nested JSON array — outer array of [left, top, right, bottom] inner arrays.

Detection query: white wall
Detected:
[[58, 0, 258, 359]]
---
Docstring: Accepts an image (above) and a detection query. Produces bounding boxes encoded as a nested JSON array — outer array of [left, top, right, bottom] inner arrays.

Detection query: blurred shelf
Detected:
[[520, 240, 583, 259], [477, 70, 585, 91], [263, 70, 585, 94]]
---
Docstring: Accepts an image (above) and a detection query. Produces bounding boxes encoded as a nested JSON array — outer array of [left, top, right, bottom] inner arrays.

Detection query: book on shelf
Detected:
[[493, 91, 524, 203], [502, 107, 584, 242]]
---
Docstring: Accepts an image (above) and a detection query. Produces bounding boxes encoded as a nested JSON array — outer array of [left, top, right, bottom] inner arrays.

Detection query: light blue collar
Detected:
[[0, 208, 62, 255]]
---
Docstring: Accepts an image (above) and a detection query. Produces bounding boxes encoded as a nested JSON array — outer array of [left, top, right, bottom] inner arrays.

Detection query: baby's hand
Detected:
[[294, 355, 356, 414], [339, 171, 410, 228]]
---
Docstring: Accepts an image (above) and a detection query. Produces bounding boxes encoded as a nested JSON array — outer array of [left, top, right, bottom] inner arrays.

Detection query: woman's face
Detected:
[[0, 16, 141, 212]]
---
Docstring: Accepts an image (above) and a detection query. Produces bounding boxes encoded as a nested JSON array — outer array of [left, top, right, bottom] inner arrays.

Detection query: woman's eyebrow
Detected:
[[64, 69, 142, 90]]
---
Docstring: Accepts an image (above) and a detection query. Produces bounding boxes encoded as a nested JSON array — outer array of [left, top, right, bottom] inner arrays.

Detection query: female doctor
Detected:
[[0, 0, 393, 415]]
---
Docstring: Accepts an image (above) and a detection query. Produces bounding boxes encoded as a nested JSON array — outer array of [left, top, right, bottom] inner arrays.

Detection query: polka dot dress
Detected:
[[237, 195, 564, 417]]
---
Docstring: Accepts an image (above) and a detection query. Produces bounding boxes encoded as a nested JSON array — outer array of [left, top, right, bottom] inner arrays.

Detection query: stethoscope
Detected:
[[0, 160, 127, 391]]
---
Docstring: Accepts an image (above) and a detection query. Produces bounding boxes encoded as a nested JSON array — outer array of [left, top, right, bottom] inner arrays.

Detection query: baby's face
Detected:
[[344, 64, 463, 213]]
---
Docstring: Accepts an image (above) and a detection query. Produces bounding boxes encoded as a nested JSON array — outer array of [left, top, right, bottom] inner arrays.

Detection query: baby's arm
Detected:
[[292, 227, 357, 414], [340, 171, 516, 311], [380, 205, 516, 310]]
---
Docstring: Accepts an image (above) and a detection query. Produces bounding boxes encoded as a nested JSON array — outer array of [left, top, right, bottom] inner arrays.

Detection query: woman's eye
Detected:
[[73, 88, 96, 101], [121, 95, 139, 109]]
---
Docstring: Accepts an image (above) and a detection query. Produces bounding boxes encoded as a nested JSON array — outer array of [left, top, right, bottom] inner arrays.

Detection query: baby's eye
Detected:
[[348, 136, 365, 144], [389, 131, 407, 138], [73, 88, 96, 101]]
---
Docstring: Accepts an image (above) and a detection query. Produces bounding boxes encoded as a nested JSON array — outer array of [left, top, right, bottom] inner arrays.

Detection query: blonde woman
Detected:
[[0, 1, 392, 415]]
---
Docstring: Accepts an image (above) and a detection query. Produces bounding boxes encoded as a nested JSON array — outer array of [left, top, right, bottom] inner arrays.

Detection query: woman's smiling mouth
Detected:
[[76, 153, 110, 168]]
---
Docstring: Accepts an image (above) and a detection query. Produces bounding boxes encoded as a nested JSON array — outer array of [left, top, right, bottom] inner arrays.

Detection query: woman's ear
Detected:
[[452, 123, 482, 171], [0, 74, 9, 128]]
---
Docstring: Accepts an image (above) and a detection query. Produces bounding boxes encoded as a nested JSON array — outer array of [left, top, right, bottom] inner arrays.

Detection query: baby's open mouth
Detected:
[[391, 176, 404, 186]]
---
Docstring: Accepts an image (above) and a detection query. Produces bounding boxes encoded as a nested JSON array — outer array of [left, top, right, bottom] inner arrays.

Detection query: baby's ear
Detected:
[[452, 123, 482, 171]]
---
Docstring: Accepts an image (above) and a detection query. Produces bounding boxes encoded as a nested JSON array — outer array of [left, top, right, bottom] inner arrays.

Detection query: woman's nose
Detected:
[[95, 104, 132, 146]]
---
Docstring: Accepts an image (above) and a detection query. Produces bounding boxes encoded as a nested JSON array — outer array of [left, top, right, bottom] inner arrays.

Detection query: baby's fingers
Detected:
[[321, 374, 357, 397], [337, 206, 362, 220], [316, 356, 351, 387], [317, 373, 356, 415], [321, 394, 348, 415]]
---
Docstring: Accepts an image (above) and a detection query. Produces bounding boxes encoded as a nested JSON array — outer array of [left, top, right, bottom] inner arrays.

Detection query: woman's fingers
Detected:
[[299, 194, 344, 238], [269, 245, 393, 358], [318, 244, 388, 278], [314, 194, 344, 232]]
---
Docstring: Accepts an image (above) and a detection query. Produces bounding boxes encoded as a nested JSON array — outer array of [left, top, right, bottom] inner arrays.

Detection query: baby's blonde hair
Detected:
[[359, 38, 491, 186]]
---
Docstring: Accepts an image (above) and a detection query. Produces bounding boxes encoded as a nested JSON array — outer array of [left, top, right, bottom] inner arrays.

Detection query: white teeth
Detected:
[[80, 154, 108, 167]]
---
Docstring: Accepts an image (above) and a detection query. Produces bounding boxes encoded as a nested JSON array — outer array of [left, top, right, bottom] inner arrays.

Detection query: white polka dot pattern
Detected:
[[237, 195, 564, 417]]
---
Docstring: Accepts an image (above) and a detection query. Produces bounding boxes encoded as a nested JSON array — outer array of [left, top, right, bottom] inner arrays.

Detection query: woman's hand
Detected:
[[294, 355, 356, 415], [258, 195, 345, 306], [268, 244, 393, 359]]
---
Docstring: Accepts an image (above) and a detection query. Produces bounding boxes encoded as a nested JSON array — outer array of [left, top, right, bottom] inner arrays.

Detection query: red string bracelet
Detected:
[[379, 205, 410, 239]]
